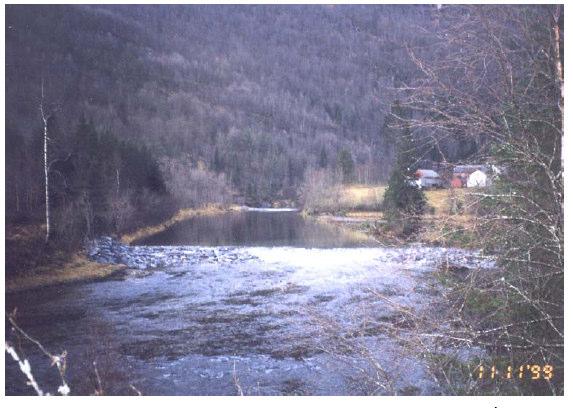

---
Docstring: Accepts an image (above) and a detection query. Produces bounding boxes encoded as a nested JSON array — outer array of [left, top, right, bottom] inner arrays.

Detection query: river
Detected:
[[5, 210, 490, 395]]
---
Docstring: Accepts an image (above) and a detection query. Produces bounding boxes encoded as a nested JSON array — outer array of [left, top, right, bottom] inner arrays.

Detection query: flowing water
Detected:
[[6, 210, 488, 395]]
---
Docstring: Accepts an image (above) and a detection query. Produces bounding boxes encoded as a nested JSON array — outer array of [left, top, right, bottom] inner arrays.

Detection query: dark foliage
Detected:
[[24, 117, 168, 247], [336, 149, 355, 184], [5, 4, 480, 209], [382, 102, 426, 234]]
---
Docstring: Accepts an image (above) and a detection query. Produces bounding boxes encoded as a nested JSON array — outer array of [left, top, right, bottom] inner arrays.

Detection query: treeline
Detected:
[[6, 118, 172, 247], [5, 4, 482, 211]]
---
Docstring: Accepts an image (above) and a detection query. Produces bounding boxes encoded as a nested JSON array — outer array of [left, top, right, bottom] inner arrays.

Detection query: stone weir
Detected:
[[87, 237, 496, 271], [87, 237, 259, 270]]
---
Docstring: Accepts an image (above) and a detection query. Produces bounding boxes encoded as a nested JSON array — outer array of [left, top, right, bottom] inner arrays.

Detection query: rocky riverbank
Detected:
[[88, 236, 259, 270]]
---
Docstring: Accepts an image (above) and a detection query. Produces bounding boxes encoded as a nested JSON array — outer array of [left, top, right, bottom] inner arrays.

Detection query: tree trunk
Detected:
[[116, 168, 120, 196], [551, 6, 564, 128], [41, 78, 51, 243], [43, 115, 50, 243]]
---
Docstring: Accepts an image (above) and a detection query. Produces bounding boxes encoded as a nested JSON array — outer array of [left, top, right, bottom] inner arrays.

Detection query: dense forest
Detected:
[[5, 4, 482, 237]]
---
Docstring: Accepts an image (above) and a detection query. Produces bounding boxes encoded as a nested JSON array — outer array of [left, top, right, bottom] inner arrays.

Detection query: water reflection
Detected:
[[137, 211, 378, 248]]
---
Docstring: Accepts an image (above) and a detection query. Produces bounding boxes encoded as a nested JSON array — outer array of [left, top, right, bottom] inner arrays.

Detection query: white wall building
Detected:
[[467, 170, 490, 187]]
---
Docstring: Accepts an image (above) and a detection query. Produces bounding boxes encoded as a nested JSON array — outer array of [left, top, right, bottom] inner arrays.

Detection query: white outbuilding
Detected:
[[467, 170, 490, 188], [415, 169, 443, 189]]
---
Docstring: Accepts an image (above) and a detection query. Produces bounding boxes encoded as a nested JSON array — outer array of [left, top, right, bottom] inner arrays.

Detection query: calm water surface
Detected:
[[136, 210, 378, 248]]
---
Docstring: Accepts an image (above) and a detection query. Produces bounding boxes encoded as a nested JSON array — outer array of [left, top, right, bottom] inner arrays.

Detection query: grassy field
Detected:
[[312, 184, 479, 248], [338, 185, 387, 211], [338, 184, 474, 217], [419, 188, 478, 247], [308, 183, 460, 215]]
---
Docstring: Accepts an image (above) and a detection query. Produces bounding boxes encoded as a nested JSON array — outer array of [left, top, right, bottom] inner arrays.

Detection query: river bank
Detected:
[[312, 210, 478, 248], [5, 254, 128, 293], [120, 205, 244, 244], [5, 223, 127, 293], [305, 185, 479, 248], [6, 190, 477, 293], [5, 204, 244, 293]]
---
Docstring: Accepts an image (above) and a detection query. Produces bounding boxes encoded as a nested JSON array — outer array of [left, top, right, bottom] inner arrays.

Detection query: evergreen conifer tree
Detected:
[[337, 148, 355, 184], [382, 101, 426, 233], [319, 146, 328, 169]]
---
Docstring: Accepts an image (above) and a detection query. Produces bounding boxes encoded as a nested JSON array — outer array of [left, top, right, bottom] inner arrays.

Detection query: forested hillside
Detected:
[[4, 5, 563, 396], [5, 5, 478, 220]]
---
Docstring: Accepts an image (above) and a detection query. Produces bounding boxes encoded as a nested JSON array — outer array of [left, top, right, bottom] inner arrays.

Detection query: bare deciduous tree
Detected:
[[392, 4, 563, 393]]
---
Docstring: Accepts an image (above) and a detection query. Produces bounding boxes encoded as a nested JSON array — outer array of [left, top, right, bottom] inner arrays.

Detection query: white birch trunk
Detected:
[[551, 7, 564, 127], [116, 168, 120, 196], [42, 115, 50, 242], [41, 79, 51, 243]]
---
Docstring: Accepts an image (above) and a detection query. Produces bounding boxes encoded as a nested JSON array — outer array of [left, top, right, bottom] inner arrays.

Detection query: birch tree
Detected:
[[40, 77, 53, 243]]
